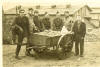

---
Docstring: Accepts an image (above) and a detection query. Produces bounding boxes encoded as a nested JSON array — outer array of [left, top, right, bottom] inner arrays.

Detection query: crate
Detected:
[[31, 31, 61, 46]]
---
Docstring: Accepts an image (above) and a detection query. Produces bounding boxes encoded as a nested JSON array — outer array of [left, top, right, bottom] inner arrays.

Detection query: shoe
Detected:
[[75, 54, 79, 56], [15, 56, 21, 60], [80, 55, 83, 57], [25, 51, 34, 57]]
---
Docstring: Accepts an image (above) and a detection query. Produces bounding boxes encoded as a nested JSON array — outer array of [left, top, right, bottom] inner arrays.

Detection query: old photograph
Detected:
[[2, 0, 100, 67]]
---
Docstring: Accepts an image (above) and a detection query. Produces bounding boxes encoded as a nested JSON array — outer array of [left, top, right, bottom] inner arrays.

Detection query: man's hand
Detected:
[[19, 27, 23, 33], [15, 25, 23, 33], [33, 27, 40, 32], [11, 26, 15, 29], [34, 27, 38, 31], [69, 31, 74, 34], [81, 37, 84, 39], [71, 32, 74, 34]]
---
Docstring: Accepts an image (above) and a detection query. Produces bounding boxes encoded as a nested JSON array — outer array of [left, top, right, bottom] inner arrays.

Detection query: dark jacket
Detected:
[[13, 15, 29, 36], [72, 21, 86, 39], [33, 16, 43, 31], [42, 17, 51, 30], [53, 17, 63, 31]]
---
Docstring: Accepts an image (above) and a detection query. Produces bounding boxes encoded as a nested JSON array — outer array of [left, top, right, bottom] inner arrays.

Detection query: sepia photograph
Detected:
[[2, 0, 100, 67]]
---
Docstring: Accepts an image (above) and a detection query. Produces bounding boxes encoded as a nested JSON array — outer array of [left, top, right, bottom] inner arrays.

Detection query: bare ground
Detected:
[[3, 42, 100, 67]]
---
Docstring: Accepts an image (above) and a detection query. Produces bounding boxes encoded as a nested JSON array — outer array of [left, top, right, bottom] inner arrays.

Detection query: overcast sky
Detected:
[[2, 0, 100, 10]]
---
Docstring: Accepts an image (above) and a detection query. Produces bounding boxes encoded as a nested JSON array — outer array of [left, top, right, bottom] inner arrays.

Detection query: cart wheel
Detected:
[[57, 51, 66, 60]]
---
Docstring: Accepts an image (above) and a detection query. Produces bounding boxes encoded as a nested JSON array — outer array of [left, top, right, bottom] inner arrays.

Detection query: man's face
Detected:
[[28, 10, 33, 15], [20, 12, 24, 17], [77, 15, 82, 23], [45, 14, 49, 18], [64, 12, 69, 17], [56, 13, 60, 17], [69, 16, 73, 20], [34, 13, 38, 16]]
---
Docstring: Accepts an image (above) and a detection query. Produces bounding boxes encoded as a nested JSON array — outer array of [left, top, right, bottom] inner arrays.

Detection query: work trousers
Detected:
[[15, 30, 30, 57], [75, 35, 84, 55]]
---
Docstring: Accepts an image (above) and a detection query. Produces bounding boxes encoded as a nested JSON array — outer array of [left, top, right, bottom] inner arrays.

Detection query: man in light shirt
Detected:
[[57, 11, 74, 54], [26, 8, 38, 56]]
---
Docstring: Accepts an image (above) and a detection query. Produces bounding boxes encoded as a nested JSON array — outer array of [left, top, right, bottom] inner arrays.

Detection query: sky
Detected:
[[2, 0, 100, 10]]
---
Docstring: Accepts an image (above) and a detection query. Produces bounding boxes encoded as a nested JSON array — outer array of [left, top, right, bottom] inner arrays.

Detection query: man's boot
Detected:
[[15, 44, 21, 60]]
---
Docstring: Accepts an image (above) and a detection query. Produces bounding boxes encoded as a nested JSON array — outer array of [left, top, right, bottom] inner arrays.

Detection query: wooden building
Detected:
[[90, 7, 100, 19]]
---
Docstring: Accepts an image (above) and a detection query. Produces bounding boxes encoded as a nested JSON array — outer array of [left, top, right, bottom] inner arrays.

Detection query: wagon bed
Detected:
[[30, 30, 61, 47]]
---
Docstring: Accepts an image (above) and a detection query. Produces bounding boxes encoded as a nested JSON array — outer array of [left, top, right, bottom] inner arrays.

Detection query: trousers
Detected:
[[15, 29, 30, 57], [75, 35, 84, 55]]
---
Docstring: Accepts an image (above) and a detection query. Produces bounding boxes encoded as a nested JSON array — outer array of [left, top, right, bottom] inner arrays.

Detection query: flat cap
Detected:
[[34, 10, 39, 13], [56, 11, 59, 14], [64, 11, 69, 13], [28, 8, 33, 11], [19, 9, 25, 13]]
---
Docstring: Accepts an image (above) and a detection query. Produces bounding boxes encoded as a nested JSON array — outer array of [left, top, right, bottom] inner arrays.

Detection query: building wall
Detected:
[[73, 6, 90, 20], [92, 8, 100, 12], [90, 19, 100, 27], [90, 13, 100, 19], [90, 8, 100, 19], [3, 14, 16, 44]]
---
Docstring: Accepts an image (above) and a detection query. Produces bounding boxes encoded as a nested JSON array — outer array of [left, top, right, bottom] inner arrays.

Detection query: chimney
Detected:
[[66, 4, 71, 8], [36, 5, 40, 9], [51, 5, 56, 9]]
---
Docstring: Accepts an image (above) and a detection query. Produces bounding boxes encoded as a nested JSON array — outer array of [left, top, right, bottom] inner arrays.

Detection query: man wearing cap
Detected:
[[53, 11, 63, 31], [72, 15, 86, 57], [33, 10, 43, 32], [41, 12, 51, 30], [13, 9, 30, 59], [25, 8, 38, 56], [27, 8, 37, 33]]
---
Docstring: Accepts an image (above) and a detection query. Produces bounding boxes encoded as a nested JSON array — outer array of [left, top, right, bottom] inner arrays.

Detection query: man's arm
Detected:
[[25, 16, 30, 33], [72, 21, 76, 32], [82, 23, 86, 38], [14, 17, 23, 32], [40, 19, 45, 30], [33, 17, 40, 32], [52, 19, 56, 30]]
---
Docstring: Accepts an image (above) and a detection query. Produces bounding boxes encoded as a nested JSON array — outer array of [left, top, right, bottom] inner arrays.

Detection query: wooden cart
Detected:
[[29, 30, 73, 59]]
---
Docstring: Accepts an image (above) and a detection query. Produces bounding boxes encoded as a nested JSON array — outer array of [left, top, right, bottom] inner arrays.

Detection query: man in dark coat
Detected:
[[41, 12, 51, 30], [53, 11, 63, 31], [13, 9, 30, 59], [72, 15, 86, 57], [33, 10, 43, 32]]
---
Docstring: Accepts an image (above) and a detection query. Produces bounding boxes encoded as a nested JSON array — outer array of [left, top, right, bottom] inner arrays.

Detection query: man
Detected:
[[33, 10, 43, 32], [58, 11, 74, 54], [53, 11, 63, 31], [11, 22, 17, 45], [72, 15, 86, 57], [26, 8, 37, 56], [26, 8, 37, 33], [61, 11, 71, 35], [41, 12, 51, 30], [13, 9, 30, 59], [11, 14, 20, 45]]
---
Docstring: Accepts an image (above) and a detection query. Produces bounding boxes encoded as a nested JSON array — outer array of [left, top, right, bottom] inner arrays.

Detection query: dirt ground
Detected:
[[3, 42, 100, 67]]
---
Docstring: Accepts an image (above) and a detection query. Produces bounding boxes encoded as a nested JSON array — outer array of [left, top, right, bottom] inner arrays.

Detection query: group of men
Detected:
[[11, 8, 86, 60]]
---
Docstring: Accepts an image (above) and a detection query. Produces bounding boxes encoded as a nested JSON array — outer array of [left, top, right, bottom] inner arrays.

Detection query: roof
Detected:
[[4, 5, 91, 15], [90, 7, 100, 14], [91, 12, 100, 14], [4, 7, 16, 14]]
